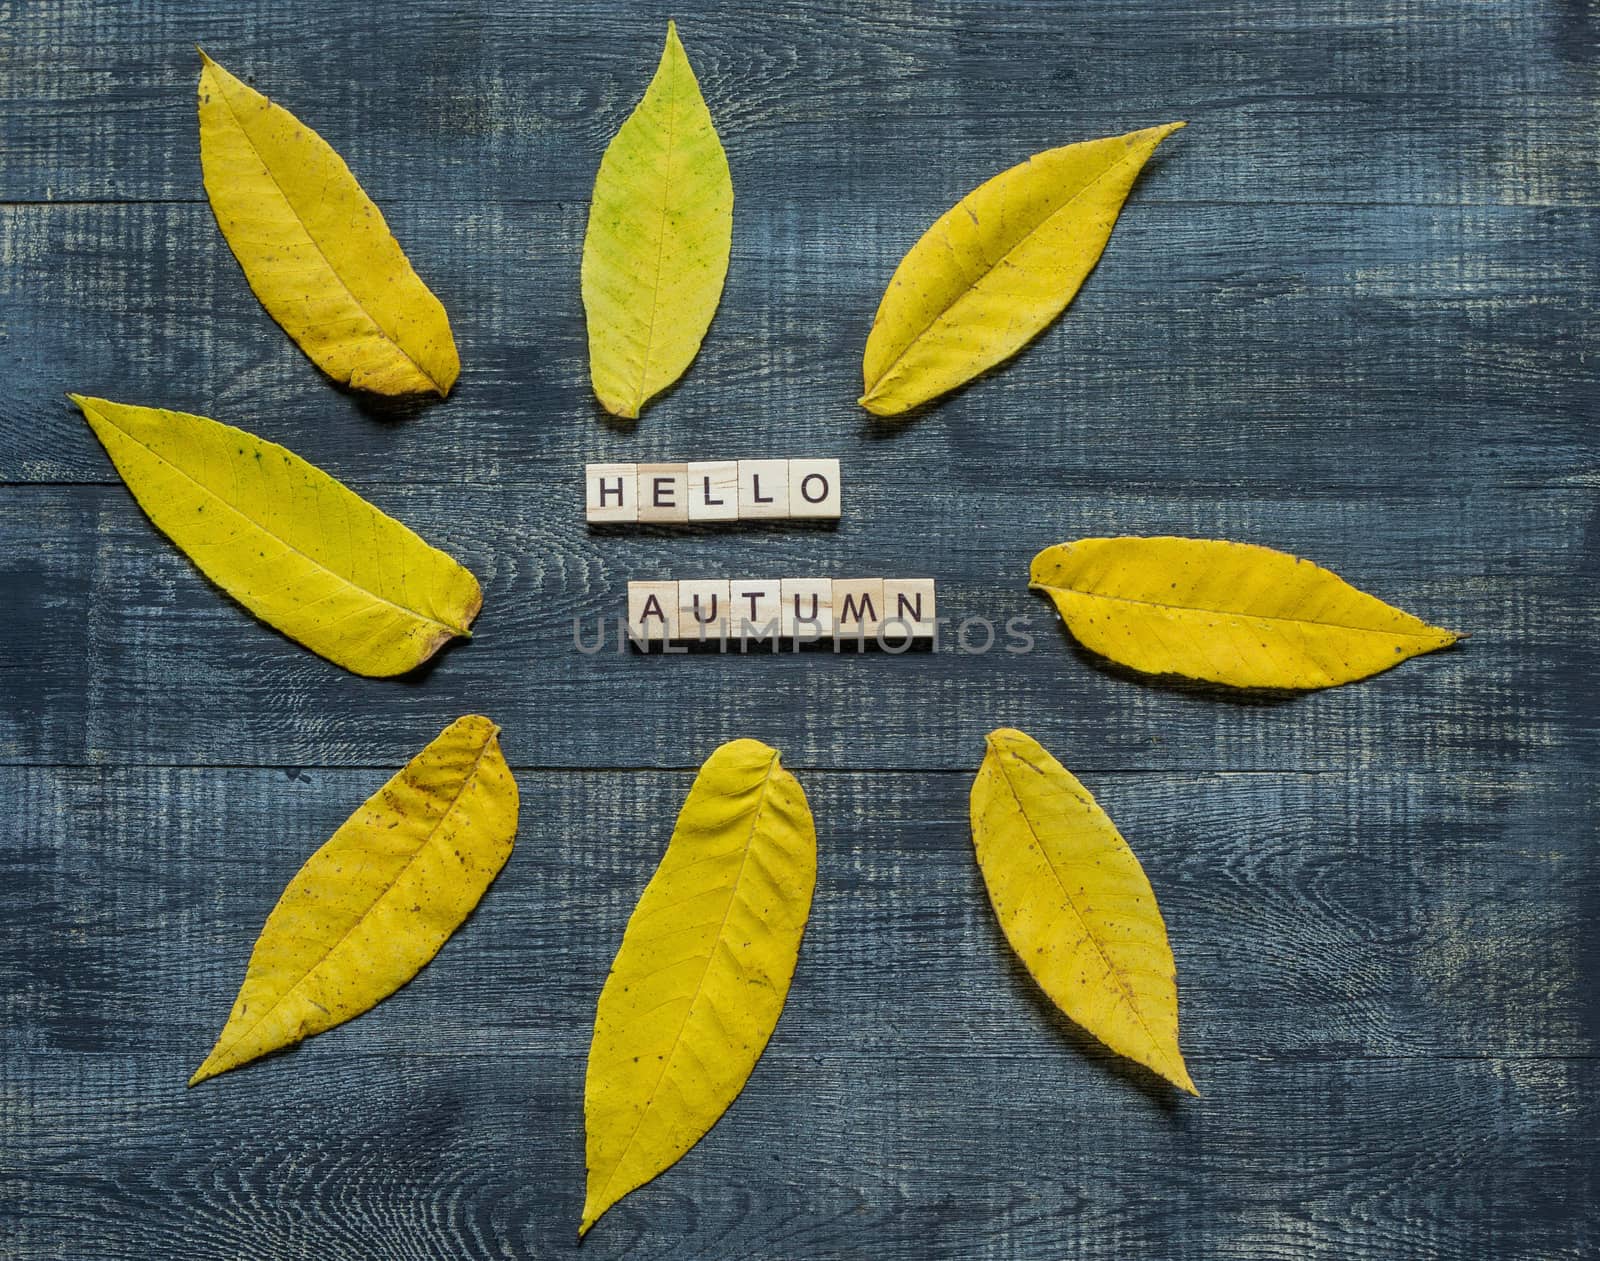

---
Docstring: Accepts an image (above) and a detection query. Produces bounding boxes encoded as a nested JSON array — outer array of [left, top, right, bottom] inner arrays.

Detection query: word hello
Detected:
[[586, 459, 841, 524], [627, 578, 936, 644]]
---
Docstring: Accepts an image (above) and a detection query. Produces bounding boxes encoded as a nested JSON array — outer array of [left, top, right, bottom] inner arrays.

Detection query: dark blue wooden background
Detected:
[[3, 1, 1596, 1257]]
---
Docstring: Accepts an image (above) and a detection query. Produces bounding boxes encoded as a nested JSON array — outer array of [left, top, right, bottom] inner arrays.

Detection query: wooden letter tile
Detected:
[[833, 579, 885, 642], [787, 459, 841, 520], [737, 459, 790, 519], [636, 464, 689, 524], [686, 460, 740, 523], [585, 462, 638, 524], [728, 579, 783, 641], [627, 581, 679, 643], [677, 579, 730, 643], [780, 578, 834, 642], [882, 578, 936, 641]]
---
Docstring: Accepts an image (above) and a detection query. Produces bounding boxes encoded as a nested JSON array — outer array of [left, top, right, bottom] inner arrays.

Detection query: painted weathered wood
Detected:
[[5, 765, 1596, 1257], [2, 0, 1595, 1257], [3, 202, 1594, 487], [0, 480, 1586, 772], [4, 1050, 1594, 1261], [3, 766, 1593, 1059], [0, 1, 1595, 209]]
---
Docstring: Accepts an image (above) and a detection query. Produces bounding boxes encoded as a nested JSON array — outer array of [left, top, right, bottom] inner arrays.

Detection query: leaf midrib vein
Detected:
[[631, 46, 682, 413], [1035, 580, 1444, 639]]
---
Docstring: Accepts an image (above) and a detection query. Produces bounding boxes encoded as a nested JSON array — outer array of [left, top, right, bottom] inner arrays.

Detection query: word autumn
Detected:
[[586, 459, 841, 524], [627, 578, 936, 644]]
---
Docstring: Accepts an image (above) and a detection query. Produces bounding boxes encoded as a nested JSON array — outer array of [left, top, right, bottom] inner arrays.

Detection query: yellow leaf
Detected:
[[190, 715, 518, 1085], [581, 22, 733, 419], [581, 738, 815, 1237], [860, 123, 1184, 416], [1031, 536, 1461, 690], [197, 50, 459, 397], [971, 728, 1196, 1094], [71, 395, 481, 677]]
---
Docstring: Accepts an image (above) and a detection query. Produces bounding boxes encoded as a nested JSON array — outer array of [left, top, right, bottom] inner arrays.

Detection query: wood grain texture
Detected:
[[0, 2, 1595, 208], [2, 0, 1594, 1257], [6, 767, 1594, 1061], [3, 1044, 1592, 1261], [3, 1051, 1594, 1261], [0, 480, 1587, 773], [4, 201, 1594, 487], [3, 767, 1596, 1259]]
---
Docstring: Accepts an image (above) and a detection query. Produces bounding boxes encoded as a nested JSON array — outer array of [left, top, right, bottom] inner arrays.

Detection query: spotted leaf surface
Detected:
[[190, 716, 518, 1085]]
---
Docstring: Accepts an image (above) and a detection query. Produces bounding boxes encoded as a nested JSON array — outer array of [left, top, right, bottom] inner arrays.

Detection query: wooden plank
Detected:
[[0, 481, 1590, 771], [0, 493, 100, 765], [0, 1, 1595, 208], [1, 0, 1595, 1255], [3, 201, 1594, 487], [5, 762, 1595, 1256], [3, 1052, 1593, 1261], [2, 767, 1592, 1062]]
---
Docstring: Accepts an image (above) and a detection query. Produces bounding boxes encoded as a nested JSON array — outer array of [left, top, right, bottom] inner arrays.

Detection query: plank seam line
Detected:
[[0, 762, 1571, 781]]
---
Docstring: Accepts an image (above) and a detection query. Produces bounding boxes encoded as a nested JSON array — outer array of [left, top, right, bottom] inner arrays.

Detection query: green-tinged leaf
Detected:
[[581, 21, 733, 418]]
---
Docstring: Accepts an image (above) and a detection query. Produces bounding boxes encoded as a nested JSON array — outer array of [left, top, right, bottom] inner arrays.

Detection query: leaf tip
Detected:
[[66, 393, 104, 424], [430, 352, 459, 398], [660, 17, 689, 66], [857, 391, 900, 418], [1167, 1056, 1199, 1096], [453, 713, 501, 742]]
